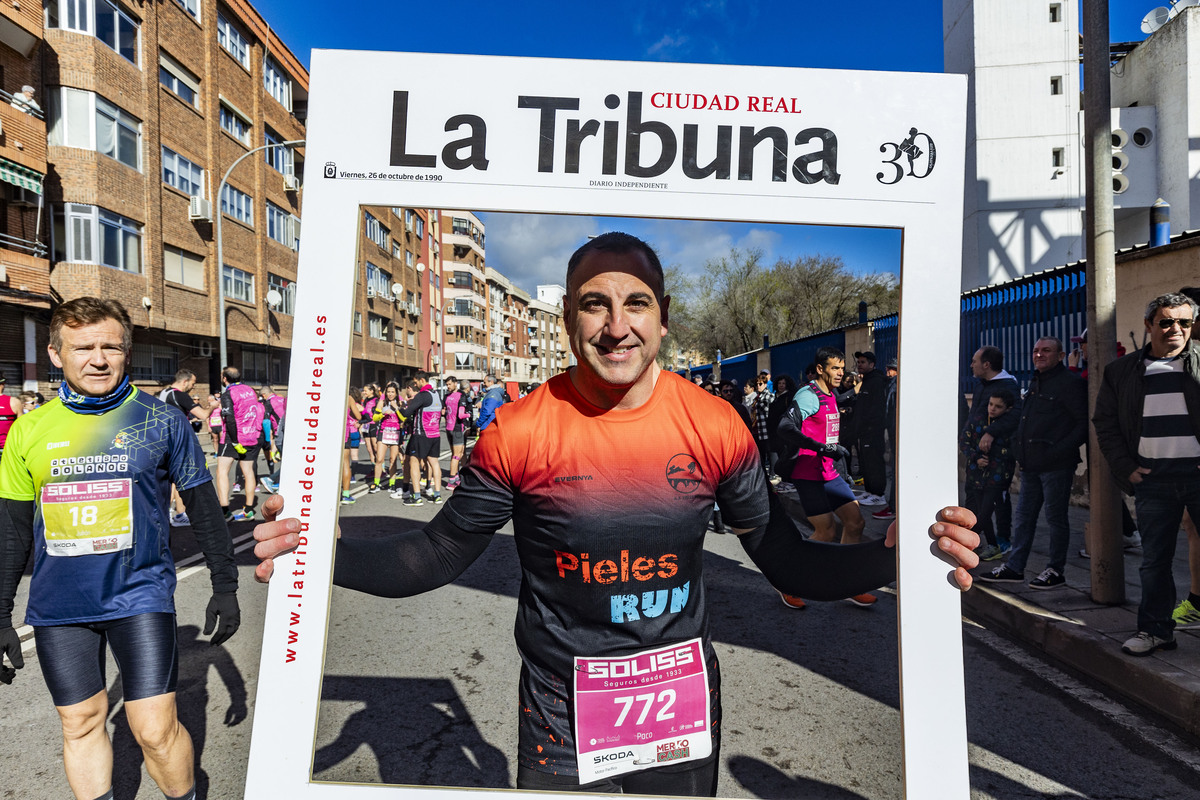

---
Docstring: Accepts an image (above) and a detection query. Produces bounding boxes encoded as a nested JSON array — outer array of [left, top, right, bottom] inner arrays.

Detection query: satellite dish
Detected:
[[1143, 6, 1170, 31], [416, 262, 426, 273], [1175, 0, 1200, 12], [266, 289, 283, 309], [391, 282, 404, 297]]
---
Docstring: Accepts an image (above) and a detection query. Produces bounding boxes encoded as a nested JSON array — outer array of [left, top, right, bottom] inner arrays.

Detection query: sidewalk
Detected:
[[960, 503, 1200, 739]]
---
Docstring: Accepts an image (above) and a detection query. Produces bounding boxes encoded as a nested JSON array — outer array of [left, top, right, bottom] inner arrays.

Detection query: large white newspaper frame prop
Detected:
[[247, 50, 967, 799]]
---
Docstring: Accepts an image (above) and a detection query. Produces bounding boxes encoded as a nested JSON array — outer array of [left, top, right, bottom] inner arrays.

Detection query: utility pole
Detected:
[[1081, 0, 1124, 603]]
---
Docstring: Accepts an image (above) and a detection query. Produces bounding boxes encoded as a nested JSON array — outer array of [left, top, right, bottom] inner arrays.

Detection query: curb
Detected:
[[962, 584, 1200, 739]]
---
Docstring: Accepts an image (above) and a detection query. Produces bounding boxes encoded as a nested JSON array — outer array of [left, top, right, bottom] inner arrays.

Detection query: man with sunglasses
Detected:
[[1095, 292, 1200, 656]]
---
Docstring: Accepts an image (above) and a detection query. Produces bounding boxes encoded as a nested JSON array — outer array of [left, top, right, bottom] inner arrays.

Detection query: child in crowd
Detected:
[[962, 389, 1018, 561]]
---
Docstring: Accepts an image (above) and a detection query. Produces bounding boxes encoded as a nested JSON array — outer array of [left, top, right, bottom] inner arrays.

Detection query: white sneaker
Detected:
[[1124, 530, 1142, 550], [857, 493, 887, 507], [1121, 631, 1177, 657], [169, 512, 190, 527]]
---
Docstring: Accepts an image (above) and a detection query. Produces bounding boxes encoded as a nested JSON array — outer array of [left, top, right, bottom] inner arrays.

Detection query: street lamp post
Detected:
[[216, 139, 304, 369]]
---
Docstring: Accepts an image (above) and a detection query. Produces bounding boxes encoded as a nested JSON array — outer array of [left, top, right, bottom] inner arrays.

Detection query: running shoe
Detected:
[[340, 492, 355, 505], [368, 483, 382, 494], [846, 593, 877, 607], [403, 493, 424, 506], [445, 476, 461, 490], [1028, 567, 1065, 590], [260, 477, 279, 494], [389, 489, 407, 500], [1121, 631, 1177, 657], [169, 512, 191, 528], [430, 493, 443, 504], [232, 507, 256, 521], [1125, 530, 1142, 550], [857, 494, 887, 507], [870, 506, 895, 520], [980, 565, 1023, 583], [1173, 599, 1200, 629], [975, 544, 1003, 562], [778, 591, 807, 610], [1079, 548, 1090, 559]]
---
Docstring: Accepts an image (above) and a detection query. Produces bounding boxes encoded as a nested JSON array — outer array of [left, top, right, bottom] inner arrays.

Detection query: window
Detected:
[[220, 184, 253, 225], [405, 209, 414, 231], [52, 203, 142, 272], [130, 344, 178, 382], [364, 212, 389, 250], [353, 312, 362, 333], [1050, 76, 1063, 95], [263, 127, 294, 174], [164, 245, 204, 289], [407, 331, 415, 347], [455, 352, 472, 369], [217, 13, 249, 69], [1049, 3, 1061, 23], [173, 0, 199, 20], [406, 251, 415, 269], [223, 264, 254, 303], [366, 262, 392, 298], [368, 313, 390, 341], [266, 201, 295, 246], [48, 88, 141, 170], [415, 216, 424, 239], [45, 0, 138, 65], [268, 273, 296, 315], [219, 102, 251, 145], [159, 54, 199, 107], [392, 240, 403, 258], [263, 56, 291, 110], [241, 345, 283, 384], [161, 146, 203, 196]]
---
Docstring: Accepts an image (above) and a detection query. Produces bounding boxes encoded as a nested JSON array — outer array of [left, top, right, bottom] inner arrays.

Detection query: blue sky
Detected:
[[251, 0, 1154, 293]]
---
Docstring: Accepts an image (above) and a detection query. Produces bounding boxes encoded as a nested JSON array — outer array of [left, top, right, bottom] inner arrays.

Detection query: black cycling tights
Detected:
[[35, 612, 178, 707]]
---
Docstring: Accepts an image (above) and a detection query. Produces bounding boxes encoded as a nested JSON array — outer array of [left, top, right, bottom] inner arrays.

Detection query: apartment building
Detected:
[[350, 205, 432, 388], [0, 2, 48, 389], [528, 289, 568, 383], [441, 210, 487, 384]]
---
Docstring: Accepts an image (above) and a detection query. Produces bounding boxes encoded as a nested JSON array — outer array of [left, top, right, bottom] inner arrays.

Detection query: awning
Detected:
[[0, 157, 43, 194]]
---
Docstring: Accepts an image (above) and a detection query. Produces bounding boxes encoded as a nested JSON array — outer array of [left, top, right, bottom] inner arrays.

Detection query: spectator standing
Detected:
[[981, 337, 1087, 590], [766, 375, 797, 485], [478, 374, 507, 432], [719, 380, 754, 433], [852, 352, 888, 505], [960, 346, 1021, 550], [961, 389, 1018, 560], [1094, 292, 1200, 656], [751, 373, 774, 477], [160, 370, 210, 528]]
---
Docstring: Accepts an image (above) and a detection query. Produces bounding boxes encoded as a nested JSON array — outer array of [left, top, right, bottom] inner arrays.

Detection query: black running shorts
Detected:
[[35, 612, 179, 707]]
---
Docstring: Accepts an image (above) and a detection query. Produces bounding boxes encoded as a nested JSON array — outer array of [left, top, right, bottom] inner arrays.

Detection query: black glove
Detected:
[[204, 592, 241, 646], [818, 443, 849, 461], [0, 626, 24, 685]]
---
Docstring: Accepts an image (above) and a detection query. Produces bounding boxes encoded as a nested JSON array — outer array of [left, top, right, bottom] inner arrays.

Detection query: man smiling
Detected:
[[252, 232, 979, 795]]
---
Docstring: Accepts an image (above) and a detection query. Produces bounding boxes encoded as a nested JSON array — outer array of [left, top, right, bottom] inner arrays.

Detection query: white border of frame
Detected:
[[245, 50, 968, 799]]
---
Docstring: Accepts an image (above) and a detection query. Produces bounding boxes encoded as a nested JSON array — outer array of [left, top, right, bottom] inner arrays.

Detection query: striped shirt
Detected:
[[1138, 355, 1200, 481]]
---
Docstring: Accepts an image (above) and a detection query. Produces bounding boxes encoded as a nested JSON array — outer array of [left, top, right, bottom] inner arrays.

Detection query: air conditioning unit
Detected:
[[194, 340, 214, 358], [431, 355, 440, 366], [188, 196, 212, 221], [8, 187, 38, 207], [366, 285, 376, 298], [283, 174, 301, 192]]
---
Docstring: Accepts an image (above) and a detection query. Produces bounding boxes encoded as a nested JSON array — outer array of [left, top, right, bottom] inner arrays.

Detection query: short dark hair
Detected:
[[978, 345, 1003, 372], [1035, 336, 1064, 353], [50, 297, 132, 353], [775, 374, 795, 394], [222, 366, 241, 383], [173, 369, 195, 383], [814, 346, 845, 369], [990, 389, 1017, 409], [445, 375, 458, 384], [1146, 292, 1199, 322], [566, 232, 665, 300]]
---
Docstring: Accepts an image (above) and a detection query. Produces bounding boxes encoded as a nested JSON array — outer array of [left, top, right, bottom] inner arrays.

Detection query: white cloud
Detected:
[[479, 213, 598, 292]]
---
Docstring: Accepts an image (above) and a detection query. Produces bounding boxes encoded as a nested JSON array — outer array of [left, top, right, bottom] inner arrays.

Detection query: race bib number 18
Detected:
[[41, 479, 134, 556], [573, 638, 711, 784]]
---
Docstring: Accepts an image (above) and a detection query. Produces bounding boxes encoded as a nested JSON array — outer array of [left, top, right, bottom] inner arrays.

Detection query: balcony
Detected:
[[0, 245, 51, 307], [0, 4, 41, 58], [444, 230, 485, 260], [0, 96, 46, 175]]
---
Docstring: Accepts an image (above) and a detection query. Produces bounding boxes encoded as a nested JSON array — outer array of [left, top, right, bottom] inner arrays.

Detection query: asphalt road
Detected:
[[4, 457, 1200, 799]]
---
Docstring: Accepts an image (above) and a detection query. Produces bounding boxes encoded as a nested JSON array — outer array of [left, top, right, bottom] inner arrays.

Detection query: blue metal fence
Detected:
[[959, 263, 1086, 392], [768, 330, 846, 382], [869, 314, 898, 369]]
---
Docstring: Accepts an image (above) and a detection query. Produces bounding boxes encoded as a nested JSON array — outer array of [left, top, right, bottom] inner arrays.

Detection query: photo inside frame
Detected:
[[312, 206, 904, 794]]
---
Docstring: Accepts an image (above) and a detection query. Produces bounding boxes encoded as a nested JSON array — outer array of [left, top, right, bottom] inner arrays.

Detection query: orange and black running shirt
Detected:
[[442, 370, 768, 776]]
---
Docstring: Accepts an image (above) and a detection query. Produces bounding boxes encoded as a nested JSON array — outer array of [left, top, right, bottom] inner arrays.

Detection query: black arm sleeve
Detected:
[[332, 511, 493, 598], [0, 499, 34, 629], [738, 490, 896, 599], [179, 483, 238, 594]]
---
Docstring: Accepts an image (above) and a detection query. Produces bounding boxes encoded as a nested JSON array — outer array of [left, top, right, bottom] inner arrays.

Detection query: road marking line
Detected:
[[964, 620, 1200, 775]]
